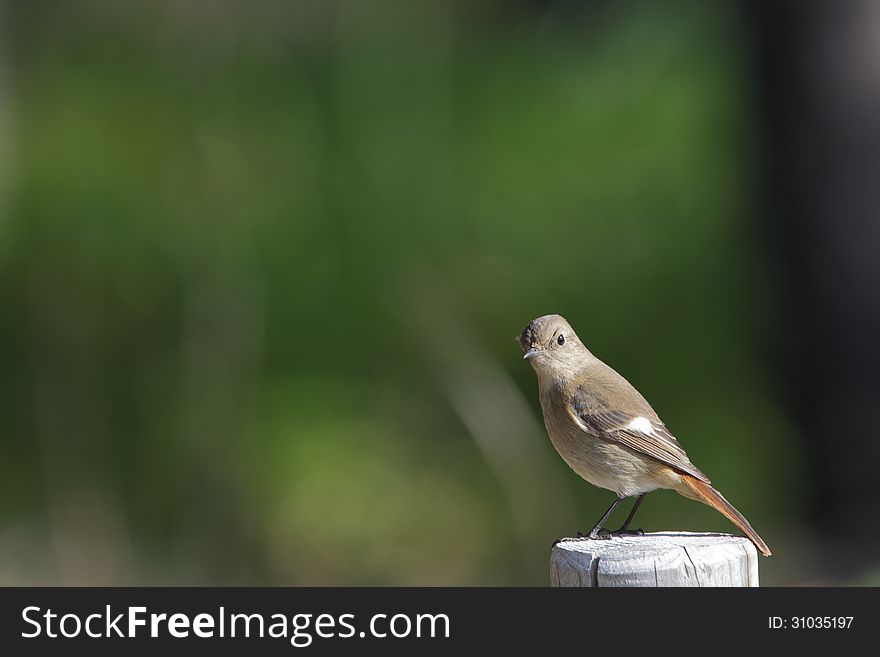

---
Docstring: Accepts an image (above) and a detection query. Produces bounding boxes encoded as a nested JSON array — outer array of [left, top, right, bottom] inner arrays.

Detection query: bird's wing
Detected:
[[566, 402, 711, 483]]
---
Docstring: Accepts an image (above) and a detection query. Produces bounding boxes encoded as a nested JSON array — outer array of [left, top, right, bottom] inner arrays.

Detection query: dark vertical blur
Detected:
[[748, 0, 880, 575]]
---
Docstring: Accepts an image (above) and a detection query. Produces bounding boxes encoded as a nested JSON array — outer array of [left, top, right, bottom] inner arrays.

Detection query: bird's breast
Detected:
[[537, 382, 670, 497]]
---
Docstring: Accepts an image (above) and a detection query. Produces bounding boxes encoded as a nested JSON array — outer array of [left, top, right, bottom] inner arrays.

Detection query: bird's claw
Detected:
[[558, 527, 643, 545], [574, 530, 610, 540], [611, 528, 644, 537]]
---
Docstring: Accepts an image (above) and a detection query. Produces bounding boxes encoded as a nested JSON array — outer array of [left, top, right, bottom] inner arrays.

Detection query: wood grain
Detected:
[[550, 531, 759, 587]]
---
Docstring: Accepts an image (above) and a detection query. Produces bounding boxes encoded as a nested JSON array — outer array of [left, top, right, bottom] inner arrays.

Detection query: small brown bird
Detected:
[[518, 314, 771, 556]]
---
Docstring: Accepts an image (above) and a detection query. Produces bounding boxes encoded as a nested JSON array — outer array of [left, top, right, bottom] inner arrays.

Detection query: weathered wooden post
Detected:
[[550, 532, 759, 587]]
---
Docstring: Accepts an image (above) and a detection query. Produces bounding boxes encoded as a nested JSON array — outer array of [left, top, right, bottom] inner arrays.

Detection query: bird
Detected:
[[518, 313, 771, 556]]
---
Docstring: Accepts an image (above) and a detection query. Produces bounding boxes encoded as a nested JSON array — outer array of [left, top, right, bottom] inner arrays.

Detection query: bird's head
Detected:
[[517, 314, 589, 376]]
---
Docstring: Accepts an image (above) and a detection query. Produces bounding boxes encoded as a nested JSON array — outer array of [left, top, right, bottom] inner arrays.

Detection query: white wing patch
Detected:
[[570, 411, 592, 434], [626, 416, 655, 435]]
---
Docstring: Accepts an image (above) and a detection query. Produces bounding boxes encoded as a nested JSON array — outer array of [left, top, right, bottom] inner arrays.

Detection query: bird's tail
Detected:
[[677, 473, 771, 557]]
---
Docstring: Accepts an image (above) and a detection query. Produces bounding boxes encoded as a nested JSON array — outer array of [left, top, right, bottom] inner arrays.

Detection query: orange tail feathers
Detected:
[[678, 473, 771, 557]]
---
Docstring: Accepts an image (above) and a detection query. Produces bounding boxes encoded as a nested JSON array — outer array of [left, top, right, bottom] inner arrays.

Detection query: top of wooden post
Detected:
[[551, 531, 759, 587]]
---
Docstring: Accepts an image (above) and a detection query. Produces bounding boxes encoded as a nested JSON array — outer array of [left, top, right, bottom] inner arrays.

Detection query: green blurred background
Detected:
[[1, 0, 876, 586]]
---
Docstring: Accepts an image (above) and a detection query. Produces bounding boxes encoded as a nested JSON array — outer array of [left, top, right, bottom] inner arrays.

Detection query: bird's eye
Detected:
[[557, 334, 565, 346]]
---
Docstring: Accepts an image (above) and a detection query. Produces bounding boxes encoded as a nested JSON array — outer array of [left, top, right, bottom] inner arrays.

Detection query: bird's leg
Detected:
[[612, 493, 646, 536], [578, 496, 625, 539]]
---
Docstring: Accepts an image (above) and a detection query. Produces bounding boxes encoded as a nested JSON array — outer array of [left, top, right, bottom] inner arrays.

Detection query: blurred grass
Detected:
[[0, 0, 808, 584]]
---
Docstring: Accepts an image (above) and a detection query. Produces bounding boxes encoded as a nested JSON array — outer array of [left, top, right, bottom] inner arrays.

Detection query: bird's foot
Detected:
[[553, 527, 642, 546], [575, 529, 612, 540], [610, 527, 644, 537]]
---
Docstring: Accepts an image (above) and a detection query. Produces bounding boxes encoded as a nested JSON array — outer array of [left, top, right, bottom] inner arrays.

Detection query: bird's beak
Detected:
[[523, 347, 541, 360]]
